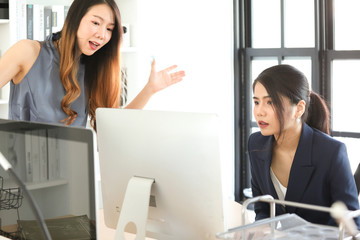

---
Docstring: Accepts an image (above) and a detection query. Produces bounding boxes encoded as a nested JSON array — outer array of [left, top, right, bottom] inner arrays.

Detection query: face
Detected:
[[253, 82, 298, 138], [77, 4, 115, 56]]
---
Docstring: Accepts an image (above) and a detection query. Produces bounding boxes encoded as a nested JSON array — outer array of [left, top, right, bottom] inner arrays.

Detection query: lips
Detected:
[[89, 41, 100, 50], [258, 120, 269, 128]]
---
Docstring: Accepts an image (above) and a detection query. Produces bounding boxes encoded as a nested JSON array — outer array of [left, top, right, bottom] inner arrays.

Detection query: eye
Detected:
[[107, 28, 113, 32], [92, 21, 100, 26], [253, 100, 259, 105], [267, 100, 273, 105]]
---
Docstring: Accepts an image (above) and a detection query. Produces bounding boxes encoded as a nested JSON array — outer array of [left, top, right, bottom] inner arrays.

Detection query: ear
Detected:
[[296, 100, 306, 119]]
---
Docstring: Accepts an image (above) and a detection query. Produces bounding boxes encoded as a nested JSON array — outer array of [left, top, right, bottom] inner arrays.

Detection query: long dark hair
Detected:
[[253, 64, 330, 135], [57, 0, 122, 129]]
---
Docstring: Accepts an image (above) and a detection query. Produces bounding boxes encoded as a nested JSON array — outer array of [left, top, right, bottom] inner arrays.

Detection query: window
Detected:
[[234, 0, 360, 202]]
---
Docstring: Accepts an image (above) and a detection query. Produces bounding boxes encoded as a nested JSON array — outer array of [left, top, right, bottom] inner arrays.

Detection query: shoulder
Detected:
[[12, 39, 41, 56], [11, 40, 42, 84], [304, 125, 347, 164], [248, 131, 272, 150], [310, 126, 344, 149]]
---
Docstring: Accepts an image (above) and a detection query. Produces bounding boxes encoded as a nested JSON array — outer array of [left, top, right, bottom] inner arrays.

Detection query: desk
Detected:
[[97, 200, 247, 240], [0, 200, 247, 239], [98, 209, 155, 240]]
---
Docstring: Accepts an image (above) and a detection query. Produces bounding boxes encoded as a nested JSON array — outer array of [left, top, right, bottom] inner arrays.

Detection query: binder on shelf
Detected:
[[31, 130, 40, 183], [24, 131, 32, 182], [44, 6, 52, 39], [33, 4, 44, 41], [24, 4, 69, 41], [26, 4, 33, 40], [47, 129, 60, 181], [10, 0, 27, 42], [38, 129, 48, 182], [51, 5, 64, 33]]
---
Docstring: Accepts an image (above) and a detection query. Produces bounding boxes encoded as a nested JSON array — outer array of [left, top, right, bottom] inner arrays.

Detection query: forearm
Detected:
[[124, 83, 155, 109]]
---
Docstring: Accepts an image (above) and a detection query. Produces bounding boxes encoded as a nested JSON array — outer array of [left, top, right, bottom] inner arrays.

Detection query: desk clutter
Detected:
[[217, 214, 344, 240]]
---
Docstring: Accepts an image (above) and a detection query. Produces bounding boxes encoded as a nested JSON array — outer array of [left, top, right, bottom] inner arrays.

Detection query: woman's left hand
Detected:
[[147, 58, 185, 94]]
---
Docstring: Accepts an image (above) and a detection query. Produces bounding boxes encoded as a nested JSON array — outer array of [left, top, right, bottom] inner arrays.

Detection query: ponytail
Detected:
[[305, 91, 330, 135]]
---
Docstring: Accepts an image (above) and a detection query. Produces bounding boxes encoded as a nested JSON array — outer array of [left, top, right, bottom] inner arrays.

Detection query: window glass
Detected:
[[251, 58, 278, 122], [334, 0, 360, 50], [282, 57, 312, 87], [332, 60, 360, 132], [334, 137, 360, 174], [252, 0, 281, 48], [284, 0, 315, 48], [251, 127, 260, 134]]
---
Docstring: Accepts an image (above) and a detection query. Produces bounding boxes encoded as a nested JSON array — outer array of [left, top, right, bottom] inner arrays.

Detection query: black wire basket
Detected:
[[0, 176, 23, 239], [0, 176, 23, 210]]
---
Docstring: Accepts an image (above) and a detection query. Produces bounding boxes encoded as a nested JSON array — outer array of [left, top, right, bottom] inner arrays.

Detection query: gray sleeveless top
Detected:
[[9, 35, 88, 127]]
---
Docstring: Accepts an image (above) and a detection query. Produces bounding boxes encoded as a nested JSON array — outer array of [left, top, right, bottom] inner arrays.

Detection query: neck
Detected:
[[274, 123, 303, 152]]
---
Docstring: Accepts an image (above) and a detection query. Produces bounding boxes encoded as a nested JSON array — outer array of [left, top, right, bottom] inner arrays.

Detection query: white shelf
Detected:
[[26, 179, 68, 190], [0, 19, 9, 24]]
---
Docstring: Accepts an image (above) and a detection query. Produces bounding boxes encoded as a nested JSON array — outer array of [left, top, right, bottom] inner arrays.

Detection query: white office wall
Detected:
[[133, 0, 235, 200]]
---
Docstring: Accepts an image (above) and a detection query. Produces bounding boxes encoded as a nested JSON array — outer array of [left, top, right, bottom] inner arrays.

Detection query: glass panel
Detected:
[[332, 60, 360, 132], [282, 57, 312, 88], [252, 0, 281, 48], [284, 0, 315, 48], [251, 127, 260, 134], [334, 137, 360, 174], [334, 0, 360, 50], [251, 58, 278, 122]]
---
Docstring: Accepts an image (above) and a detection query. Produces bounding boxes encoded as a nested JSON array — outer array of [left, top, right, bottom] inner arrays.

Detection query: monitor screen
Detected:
[[96, 108, 225, 239], [0, 119, 97, 239]]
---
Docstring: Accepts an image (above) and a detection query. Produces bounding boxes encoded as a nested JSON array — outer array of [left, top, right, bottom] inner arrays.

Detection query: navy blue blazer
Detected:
[[248, 123, 360, 228]]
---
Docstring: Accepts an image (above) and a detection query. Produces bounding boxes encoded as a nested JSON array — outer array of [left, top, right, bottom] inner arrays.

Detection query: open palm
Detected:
[[148, 59, 185, 93]]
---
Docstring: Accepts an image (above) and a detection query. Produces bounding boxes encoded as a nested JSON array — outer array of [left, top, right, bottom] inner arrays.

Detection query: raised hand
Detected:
[[147, 58, 185, 94]]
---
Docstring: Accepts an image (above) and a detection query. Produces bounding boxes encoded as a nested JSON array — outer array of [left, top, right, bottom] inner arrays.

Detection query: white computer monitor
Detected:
[[96, 108, 225, 239]]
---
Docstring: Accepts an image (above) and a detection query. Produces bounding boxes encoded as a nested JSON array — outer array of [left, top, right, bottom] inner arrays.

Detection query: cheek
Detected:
[[104, 32, 112, 44], [253, 106, 258, 118]]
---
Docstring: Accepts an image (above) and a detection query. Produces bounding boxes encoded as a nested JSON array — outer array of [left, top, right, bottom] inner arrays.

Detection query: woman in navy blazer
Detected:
[[249, 64, 360, 228]]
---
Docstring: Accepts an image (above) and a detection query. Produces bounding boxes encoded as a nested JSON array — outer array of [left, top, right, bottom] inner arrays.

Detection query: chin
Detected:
[[259, 129, 273, 136], [82, 51, 96, 56]]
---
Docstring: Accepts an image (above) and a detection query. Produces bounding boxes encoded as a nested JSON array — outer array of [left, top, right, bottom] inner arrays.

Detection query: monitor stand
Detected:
[[114, 176, 155, 240]]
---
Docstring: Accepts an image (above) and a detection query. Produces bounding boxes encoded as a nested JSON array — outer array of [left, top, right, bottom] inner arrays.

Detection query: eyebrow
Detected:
[[93, 15, 115, 25], [253, 96, 271, 100]]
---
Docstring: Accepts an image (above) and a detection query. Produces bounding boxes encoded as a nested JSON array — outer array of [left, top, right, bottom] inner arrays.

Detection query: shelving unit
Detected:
[[25, 179, 68, 191]]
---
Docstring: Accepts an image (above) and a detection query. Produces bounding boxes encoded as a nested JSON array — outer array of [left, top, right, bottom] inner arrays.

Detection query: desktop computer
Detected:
[[96, 108, 226, 239]]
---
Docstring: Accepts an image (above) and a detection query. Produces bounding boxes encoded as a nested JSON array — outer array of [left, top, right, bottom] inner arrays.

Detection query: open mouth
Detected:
[[89, 41, 100, 50], [258, 121, 269, 128]]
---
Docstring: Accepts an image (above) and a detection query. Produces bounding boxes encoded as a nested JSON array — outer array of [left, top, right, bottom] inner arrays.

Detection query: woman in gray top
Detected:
[[0, 0, 185, 129]]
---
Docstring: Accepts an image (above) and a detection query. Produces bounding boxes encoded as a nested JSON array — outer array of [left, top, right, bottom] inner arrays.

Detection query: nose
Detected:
[[255, 103, 265, 117], [96, 27, 106, 40]]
